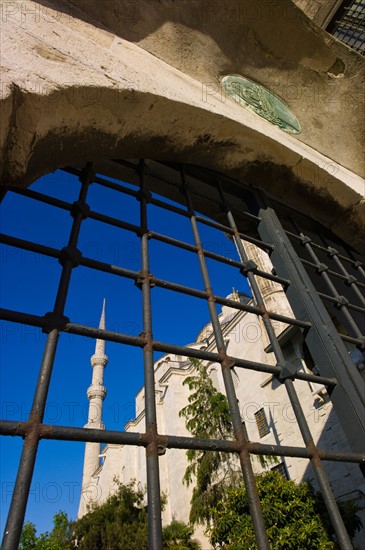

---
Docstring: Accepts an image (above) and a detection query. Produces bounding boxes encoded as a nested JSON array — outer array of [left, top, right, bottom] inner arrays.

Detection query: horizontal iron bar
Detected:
[[317, 291, 365, 314], [66, 165, 274, 251], [112, 160, 261, 224], [286, 230, 364, 274], [0, 234, 60, 259], [64, 166, 139, 199], [149, 230, 290, 286], [3, 192, 280, 288], [341, 334, 365, 347], [0, 420, 363, 464], [0, 309, 335, 387], [6, 187, 72, 212], [300, 257, 365, 290], [0, 234, 309, 329], [194, 215, 273, 251]]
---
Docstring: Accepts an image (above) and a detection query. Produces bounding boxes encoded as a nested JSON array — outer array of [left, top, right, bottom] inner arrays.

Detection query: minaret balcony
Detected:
[[90, 354, 108, 368], [87, 385, 107, 400]]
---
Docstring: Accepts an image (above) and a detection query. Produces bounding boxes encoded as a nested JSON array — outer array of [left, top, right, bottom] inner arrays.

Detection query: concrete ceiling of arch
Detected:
[[0, 0, 364, 248]]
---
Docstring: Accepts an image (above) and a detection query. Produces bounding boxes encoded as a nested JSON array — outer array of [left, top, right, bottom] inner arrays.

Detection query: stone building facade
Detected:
[[78, 244, 365, 548]]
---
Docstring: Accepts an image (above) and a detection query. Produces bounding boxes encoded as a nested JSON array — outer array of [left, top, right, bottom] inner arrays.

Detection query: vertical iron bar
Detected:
[[293, 224, 364, 341], [218, 185, 354, 550], [318, 233, 365, 307], [1, 333, 59, 550], [1, 164, 93, 550], [284, 379, 354, 550], [138, 161, 163, 550], [257, 204, 365, 450], [181, 170, 270, 550], [337, 260, 365, 306]]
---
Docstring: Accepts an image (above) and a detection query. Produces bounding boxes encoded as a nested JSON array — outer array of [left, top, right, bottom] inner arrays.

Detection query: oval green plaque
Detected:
[[221, 75, 301, 134]]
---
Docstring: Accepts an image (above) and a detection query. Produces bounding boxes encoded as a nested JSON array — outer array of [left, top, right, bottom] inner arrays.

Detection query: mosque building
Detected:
[[78, 244, 365, 548]]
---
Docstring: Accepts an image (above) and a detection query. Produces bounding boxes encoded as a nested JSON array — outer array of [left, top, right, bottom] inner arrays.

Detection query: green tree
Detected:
[[162, 519, 201, 549], [20, 483, 200, 549], [19, 521, 38, 550], [179, 359, 275, 525], [74, 481, 200, 550], [179, 359, 239, 525], [20, 512, 73, 550], [209, 470, 362, 549], [73, 481, 148, 550]]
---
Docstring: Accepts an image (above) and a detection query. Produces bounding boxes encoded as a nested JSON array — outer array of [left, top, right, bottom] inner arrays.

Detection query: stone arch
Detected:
[[1, 0, 364, 248]]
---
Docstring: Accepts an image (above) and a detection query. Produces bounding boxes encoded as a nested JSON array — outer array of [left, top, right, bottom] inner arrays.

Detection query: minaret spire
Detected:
[[95, 298, 106, 356], [78, 299, 108, 517]]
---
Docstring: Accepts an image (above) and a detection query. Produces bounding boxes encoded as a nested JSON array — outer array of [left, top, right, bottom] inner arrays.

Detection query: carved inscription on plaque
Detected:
[[221, 75, 301, 134]]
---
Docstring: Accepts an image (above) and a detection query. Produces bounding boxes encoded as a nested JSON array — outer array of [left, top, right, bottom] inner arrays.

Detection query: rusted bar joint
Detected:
[[218, 348, 235, 370], [276, 362, 300, 382], [136, 189, 152, 203], [300, 235, 311, 245], [42, 312, 69, 333], [145, 424, 162, 456], [345, 275, 357, 286], [257, 303, 268, 317], [135, 270, 156, 289], [315, 263, 329, 274], [335, 295, 349, 309], [70, 200, 90, 220], [58, 246, 82, 267], [240, 259, 257, 277]]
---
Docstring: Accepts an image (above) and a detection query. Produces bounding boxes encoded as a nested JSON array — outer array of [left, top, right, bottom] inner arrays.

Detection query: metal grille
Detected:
[[254, 408, 270, 439], [1, 160, 364, 550], [327, 0, 365, 55]]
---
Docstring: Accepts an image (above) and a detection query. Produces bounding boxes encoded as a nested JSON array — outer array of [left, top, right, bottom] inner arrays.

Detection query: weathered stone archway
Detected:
[[1, 0, 364, 248]]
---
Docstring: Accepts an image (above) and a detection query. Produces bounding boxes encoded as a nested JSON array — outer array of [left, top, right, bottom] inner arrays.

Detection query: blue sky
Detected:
[[0, 168, 250, 535]]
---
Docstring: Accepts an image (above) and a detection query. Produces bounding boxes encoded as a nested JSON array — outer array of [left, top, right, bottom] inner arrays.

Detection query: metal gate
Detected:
[[1, 160, 364, 549]]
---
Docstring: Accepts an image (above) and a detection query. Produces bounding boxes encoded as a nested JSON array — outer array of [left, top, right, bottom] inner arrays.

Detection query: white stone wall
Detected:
[[80, 289, 364, 548]]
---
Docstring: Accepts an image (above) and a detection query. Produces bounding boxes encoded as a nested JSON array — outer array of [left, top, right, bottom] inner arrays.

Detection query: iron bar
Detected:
[[138, 160, 163, 550], [1, 163, 94, 550], [63, 166, 274, 250], [219, 186, 356, 550], [0, 234, 308, 328], [317, 291, 365, 315], [0, 308, 337, 387], [284, 379, 353, 550], [2, 190, 284, 287], [300, 257, 365, 290], [181, 169, 270, 550], [285, 228, 365, 273], [258, 206, 365, 443], [6, 186, 72, 212], [0, 420, 364, 464], [148, 230, 288, 285]]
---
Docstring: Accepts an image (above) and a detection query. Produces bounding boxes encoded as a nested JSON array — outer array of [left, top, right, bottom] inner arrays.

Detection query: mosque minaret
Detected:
[[78, 299, 108, 516]]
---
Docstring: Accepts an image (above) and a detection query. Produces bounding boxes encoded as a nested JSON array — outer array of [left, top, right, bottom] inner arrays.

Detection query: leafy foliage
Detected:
[[179, 359, 276, 525], [179, 359, 240, 525], [162, 519, 201, 549], [20, 483, 201, 550], [209, 470, 362, 549], [73, 481, 148, 550], [20, 511, 73, 550]]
